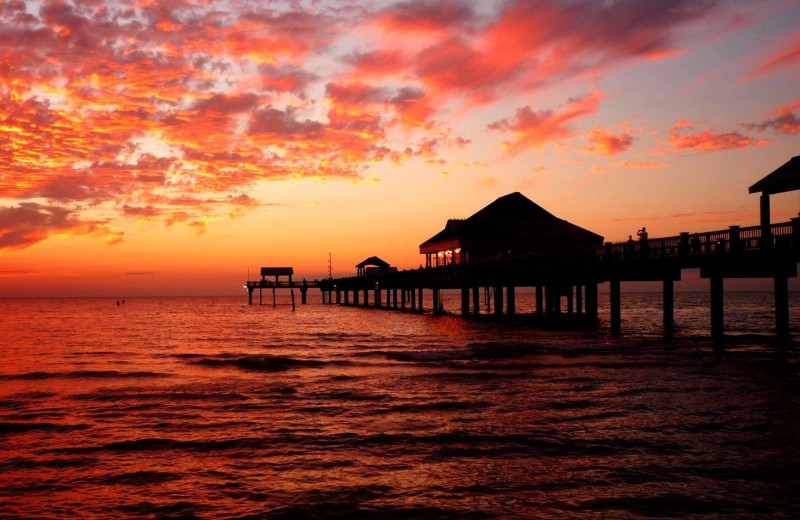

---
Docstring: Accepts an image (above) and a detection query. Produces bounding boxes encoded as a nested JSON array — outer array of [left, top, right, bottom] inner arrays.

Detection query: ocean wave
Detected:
[[260, 502, 494, 520], [0, 421, 91, 434], [571, 492, 729, 516], [191, 354, 329, 372], [0, 370, 167, 380], [100, 470, 182, 486]]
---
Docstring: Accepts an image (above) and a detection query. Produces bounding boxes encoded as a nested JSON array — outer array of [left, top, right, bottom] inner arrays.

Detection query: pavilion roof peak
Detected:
[[467, 192, 556, 222]]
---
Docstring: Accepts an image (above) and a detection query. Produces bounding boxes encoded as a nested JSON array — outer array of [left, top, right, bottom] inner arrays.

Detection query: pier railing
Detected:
[[321, 219, 800, 292], [600, 219, 800, 263], [246, 279, 322, 289]]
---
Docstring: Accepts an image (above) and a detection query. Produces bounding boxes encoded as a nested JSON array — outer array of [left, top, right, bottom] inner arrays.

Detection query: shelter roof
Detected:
[[261, 267, 293, 276], [749, 155, 800, 195], [355, 256, 390, 268], [419, 192, 603, 252]]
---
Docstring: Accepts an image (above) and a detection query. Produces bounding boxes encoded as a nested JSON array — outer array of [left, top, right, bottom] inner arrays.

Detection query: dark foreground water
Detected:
[[1, 293, 799, 519]]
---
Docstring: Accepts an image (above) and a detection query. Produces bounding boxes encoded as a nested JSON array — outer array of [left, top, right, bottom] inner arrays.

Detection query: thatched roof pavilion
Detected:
[[419, 192, 603, 267]]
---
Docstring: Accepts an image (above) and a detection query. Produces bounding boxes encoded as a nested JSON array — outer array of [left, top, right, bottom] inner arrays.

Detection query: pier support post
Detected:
[[461, 287, 470, 316], [392, 289, 398, 309], [506, 286, 516, 316], [494, 286, 503, 316], [272, 287, 276, 308], [353, 290, 359, 306], [544, 285, 552, 314], [363, 289, 369, 307], [291, 289, 296, 311], [710, 276, 724, 344], [775, 274, 790, 345], [248, 287, 253, 305], [536, 286, 543, 314], [410, 288, 416, 311], [567, 286, 574, 314], [663, 278, 674, 336], [301, 287, 308, 304], [401, 288, 406, 309], [586, 282, 598, 321], [473, 286, 480, 316], [610, 279, 621, 335], [418, 287, 424, 312], [432, 288, 440, 315], [760, 194, 772, 249]]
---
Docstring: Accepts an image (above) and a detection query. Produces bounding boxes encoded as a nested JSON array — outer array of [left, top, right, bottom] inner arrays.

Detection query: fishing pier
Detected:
[[314, 221, 798, 343], [247, 155, 800, 343]]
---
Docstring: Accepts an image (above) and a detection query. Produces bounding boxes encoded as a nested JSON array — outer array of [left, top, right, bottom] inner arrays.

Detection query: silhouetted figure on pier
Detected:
[[637, 227, 649, 258], [626, 235, 635, 260]]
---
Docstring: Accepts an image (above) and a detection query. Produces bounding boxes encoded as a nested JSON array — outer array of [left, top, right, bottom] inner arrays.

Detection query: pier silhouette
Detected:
[[249, 155, 800, 344]]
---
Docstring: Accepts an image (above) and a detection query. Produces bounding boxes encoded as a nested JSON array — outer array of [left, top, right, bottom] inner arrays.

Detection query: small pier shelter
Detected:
[[356, 256, 395, 277]]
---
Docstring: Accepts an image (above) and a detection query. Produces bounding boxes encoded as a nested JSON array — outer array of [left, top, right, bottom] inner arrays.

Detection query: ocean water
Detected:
[[1, 292, 799, 519]]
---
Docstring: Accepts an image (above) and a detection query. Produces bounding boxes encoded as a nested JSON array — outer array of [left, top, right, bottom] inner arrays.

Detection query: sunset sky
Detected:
[[1, 0, 799, 297]]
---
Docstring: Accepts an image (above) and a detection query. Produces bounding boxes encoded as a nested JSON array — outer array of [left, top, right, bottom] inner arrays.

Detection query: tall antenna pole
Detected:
[[328, 253, 333, 279]]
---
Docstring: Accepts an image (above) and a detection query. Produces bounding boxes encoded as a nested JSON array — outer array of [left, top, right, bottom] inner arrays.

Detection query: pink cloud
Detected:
[[357, 0, 720, 109], [0, 0, 773, 248], [488, 92, 604, 158], [749, 30, 800, 78], [746, 99, 800, 135], [667, 121, 770, 151]]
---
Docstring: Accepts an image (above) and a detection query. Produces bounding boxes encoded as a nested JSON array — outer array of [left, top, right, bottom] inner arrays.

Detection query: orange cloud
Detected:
[[667, 121, 770, 151], [584, 127, 634, 156], [0, 0, 748, 250], [611, 160, 668, 169], [487, 92, 604, 158]]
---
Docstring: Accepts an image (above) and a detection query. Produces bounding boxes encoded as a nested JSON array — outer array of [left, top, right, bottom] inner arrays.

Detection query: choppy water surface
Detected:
[[1, 293, 799, 519]]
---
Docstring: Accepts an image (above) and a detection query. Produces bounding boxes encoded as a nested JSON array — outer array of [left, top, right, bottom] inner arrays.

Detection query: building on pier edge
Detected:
[[419, 192, 604, 268]]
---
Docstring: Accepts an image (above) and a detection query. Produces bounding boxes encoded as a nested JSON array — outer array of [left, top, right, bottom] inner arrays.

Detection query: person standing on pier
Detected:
[[637, 227, 649, 258]]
